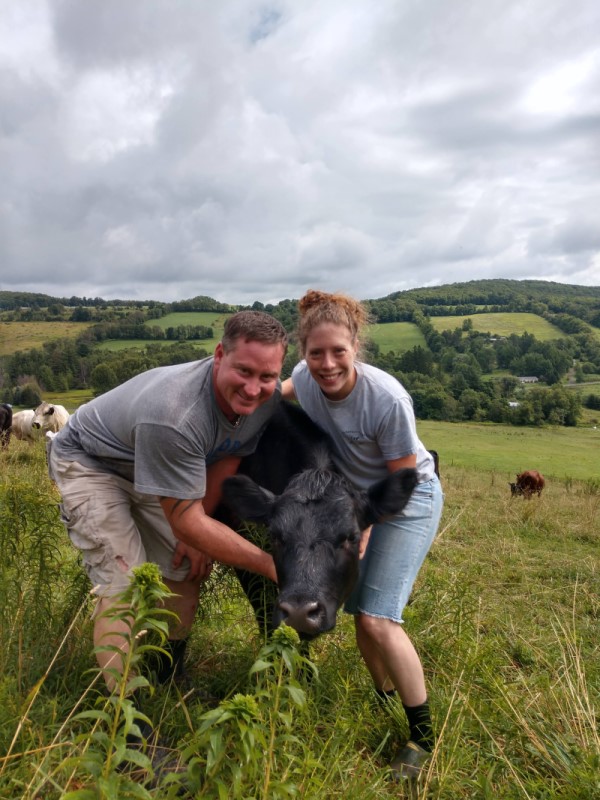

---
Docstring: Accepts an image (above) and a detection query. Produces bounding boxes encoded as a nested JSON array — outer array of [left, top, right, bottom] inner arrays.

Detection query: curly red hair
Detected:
[[296, 290, 369, 356]]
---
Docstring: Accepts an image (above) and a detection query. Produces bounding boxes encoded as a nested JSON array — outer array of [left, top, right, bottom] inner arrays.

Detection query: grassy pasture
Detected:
[[417, 419, 600, 481], [41, 389, 95, 411], [429, 312, 566, 340], [0, 440, 597, 799], [0, 320, 93, 356], [368, 322, 427, 353]]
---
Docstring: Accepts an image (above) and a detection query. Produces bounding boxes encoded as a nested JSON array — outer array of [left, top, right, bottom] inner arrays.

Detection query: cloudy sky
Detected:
[[1, 1, 599, 306]]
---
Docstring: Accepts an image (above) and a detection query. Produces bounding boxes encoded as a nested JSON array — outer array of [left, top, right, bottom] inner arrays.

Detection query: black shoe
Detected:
[[125, 721, 186, 787], [390, 740, 431, 780]]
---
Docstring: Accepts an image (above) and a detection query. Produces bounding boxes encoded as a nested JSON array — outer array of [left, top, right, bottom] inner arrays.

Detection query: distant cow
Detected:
[[32, 402, 70, 435], [218, 401, 418, 640], [510, 470, 545, 499], [428, 449, 440, 479], [0, 403, 12, 448], [11, 409, 37, 442]]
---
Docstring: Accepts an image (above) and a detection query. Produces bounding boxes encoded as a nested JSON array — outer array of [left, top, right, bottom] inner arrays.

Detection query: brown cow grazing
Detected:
[[510, 470, 545, 499]]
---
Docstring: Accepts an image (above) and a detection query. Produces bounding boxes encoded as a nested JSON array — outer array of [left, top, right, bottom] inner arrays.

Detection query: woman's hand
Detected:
[[359, 526, 372, 558]]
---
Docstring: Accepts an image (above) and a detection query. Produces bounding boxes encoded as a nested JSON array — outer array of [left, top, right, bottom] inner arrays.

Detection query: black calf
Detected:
[[0, 403, 12, 449], [218, 401, 418, 640]]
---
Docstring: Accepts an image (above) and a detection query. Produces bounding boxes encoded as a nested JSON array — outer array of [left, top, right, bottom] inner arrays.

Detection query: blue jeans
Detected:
[[344, 477, 444, 623]]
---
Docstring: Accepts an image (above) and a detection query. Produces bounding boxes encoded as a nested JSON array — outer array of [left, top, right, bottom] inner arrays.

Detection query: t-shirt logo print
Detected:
[[214, 437, 242, 456]]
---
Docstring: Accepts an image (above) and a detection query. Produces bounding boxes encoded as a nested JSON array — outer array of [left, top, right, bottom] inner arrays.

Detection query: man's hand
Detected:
[[161, 495, 277, 583], [172, 540, 214, 582]]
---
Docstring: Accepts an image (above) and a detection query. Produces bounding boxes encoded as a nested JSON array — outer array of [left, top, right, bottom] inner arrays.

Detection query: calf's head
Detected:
[[222, 467, 418, 640]]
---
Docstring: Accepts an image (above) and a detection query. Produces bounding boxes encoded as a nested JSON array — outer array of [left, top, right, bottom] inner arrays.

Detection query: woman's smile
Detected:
[[305, 322, 359, 400]]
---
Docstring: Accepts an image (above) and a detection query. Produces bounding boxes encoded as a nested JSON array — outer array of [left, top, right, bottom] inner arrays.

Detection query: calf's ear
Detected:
[[362, 468, 418, 526], [221, 475, 277, 523]]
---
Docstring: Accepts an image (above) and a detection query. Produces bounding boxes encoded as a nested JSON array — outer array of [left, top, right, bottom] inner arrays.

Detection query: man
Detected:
[[48, 310, 287, 690]]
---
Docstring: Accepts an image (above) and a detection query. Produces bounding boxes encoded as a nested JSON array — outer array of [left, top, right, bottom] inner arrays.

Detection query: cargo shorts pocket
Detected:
[[59, 500, 108, 568]]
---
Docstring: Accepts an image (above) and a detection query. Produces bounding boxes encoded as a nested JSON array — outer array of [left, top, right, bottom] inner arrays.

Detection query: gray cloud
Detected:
[[1, 0, 599, 305]]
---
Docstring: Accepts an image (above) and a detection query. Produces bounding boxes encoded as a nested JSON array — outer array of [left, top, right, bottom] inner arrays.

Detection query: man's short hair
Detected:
[[221, 310, 288, 355]]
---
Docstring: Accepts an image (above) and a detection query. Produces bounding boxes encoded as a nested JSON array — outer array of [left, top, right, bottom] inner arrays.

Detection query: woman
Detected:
[[282, 290, 443, 779]]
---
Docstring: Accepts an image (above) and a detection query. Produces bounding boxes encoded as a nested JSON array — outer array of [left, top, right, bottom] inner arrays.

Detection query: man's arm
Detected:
[[161, 495, 277, 583], [169, 456, 243, 580]]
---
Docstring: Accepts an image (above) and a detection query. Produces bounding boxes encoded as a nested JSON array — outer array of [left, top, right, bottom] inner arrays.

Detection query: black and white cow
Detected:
[[218, 401, 418, 640]]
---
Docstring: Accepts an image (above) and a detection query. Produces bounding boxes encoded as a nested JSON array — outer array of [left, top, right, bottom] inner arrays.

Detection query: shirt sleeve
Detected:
[[376, 394, 420, 462], [133, 422, 207, 499]]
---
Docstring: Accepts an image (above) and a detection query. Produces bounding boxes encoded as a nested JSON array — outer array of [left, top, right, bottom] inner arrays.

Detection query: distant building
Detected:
[[508, 401, 520, 408], [518, 376, 539, 384]]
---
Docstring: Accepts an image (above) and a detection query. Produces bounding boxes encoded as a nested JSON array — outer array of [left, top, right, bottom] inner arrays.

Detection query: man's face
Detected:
[[213, 338, 285, 419]]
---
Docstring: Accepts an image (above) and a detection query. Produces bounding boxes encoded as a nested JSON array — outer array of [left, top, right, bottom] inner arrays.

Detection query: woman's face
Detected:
[[304, 322, 359, 400]]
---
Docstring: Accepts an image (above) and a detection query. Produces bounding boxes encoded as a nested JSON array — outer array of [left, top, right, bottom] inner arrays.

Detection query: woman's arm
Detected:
[[281, 377, 297, 401], [203, 455, 242, 516], [386, 454, 417, 473]]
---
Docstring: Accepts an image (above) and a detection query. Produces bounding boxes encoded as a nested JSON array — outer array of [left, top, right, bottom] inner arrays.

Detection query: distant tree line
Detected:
[[3, 279, 599, 328], [2, 324, 598, 428], [0, 340, 213, 403], [80, 317, 213, 343], [364, 278, 600, 328], [0, 292, 233, 322], [1, 280, 599, 426]]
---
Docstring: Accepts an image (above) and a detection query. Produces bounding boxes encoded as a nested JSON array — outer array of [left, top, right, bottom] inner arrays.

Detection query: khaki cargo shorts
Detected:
[[48, 449, 190, 597]]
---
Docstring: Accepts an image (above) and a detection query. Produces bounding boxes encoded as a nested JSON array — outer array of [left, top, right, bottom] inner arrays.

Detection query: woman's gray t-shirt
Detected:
[[291, 360, 435, 490], [52, 357, 280, 499]]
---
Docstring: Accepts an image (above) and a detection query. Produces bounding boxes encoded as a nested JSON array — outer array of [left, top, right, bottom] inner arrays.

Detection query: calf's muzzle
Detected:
[[274, 596, 334, 639]]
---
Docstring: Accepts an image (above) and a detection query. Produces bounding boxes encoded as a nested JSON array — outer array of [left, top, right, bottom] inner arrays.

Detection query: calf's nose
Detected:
[[276, 599, 325, 636]]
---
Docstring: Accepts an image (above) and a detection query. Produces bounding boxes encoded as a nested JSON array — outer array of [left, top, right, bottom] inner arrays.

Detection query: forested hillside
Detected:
[[1, 280, 599, 426]]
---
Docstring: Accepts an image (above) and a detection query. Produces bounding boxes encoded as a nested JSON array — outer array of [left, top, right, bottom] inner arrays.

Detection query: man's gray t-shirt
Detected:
[[291, 360, 435, 490], [52, 357, 281, 499]]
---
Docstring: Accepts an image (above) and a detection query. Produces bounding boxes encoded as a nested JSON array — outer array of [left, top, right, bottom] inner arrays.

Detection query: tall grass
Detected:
[[1, 442, 598, 798]]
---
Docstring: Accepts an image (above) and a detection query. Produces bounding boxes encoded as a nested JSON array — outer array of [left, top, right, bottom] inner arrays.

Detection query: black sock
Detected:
[[403, 700, 434, 751], [126, 718, 154, 748], [153, 638, 189, 685], [375, 687, 397, 702]]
